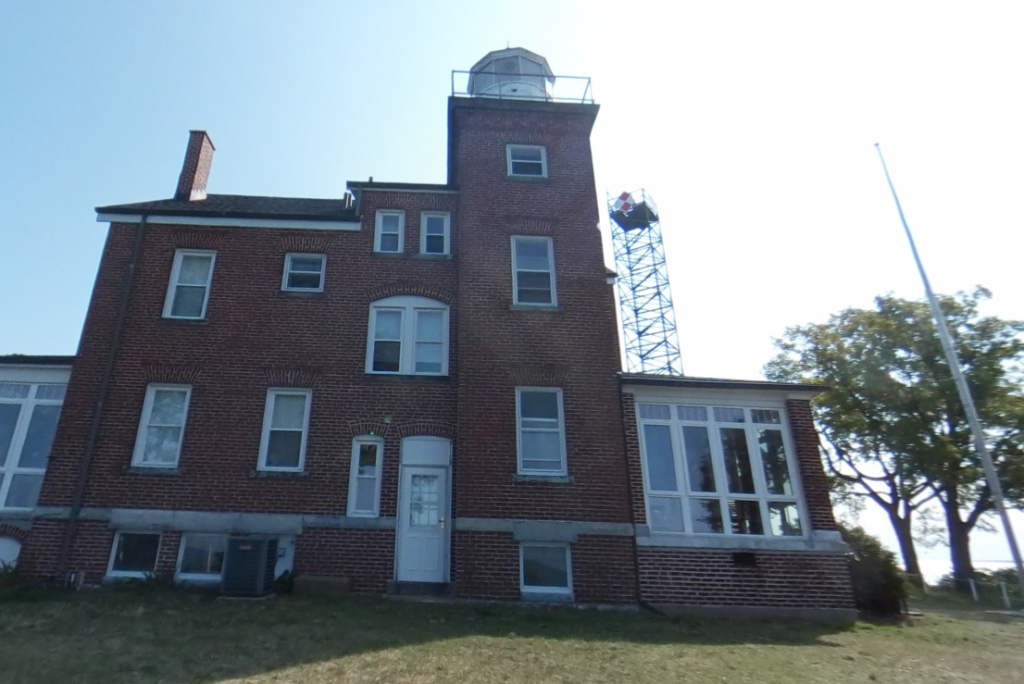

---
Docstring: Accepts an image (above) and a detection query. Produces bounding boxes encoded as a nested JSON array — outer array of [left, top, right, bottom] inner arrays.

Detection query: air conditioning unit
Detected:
[[221, 536, 278, 598]]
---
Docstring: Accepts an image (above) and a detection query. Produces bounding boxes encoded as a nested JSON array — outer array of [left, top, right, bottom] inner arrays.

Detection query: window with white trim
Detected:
[[420, 212, 450, 255], [258, 389, 312, 471], [374, 210, 404, 253], [107, 531, 160, 578], [507, 144, 547, 177], [163, 250, 215, 319], [636, 403, 804, 537], [281, 253, 326, 292], [176, 534, 227, 580], [347, 436, 383, 516], [365, 296, 449, 376], [511, 236, 556, 305], [516, 387, 567, 475], [520, 543, 572, 595], [0, 382, 65, 509], [132, 384, 191, 468]]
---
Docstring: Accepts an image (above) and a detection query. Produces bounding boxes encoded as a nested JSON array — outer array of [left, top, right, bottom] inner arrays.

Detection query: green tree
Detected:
[[765, 288, 1024, 581]]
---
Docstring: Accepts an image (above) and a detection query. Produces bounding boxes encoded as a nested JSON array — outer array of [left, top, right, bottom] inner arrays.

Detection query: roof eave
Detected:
[[619, 373, 827, 394]]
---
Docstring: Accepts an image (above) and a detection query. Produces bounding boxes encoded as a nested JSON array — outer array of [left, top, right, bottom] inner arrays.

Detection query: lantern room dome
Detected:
[[468, 47, 554, 101]]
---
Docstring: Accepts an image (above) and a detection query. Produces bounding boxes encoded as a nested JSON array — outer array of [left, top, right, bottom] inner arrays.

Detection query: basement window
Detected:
[[107, 532, 160, 578], [176, 534, 227, 581], [507, 145, 547, 177], [282, 253, 326, 292], [520, 543, 572, 597]]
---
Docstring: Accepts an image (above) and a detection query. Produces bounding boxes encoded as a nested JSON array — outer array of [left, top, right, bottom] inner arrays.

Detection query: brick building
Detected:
[[7, 49, 854, 619]]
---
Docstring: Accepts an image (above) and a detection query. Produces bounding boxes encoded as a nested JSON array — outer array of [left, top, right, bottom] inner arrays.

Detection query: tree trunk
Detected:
[[889, 511, 923, 584], [942, 489, 976, 583]]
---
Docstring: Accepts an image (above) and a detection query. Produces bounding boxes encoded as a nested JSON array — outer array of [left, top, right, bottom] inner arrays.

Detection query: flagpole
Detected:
[[875, 143, 1024, 603]]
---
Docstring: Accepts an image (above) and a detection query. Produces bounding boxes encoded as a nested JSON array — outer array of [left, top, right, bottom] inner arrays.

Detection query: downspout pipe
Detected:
[[55, 215, 148, 580]]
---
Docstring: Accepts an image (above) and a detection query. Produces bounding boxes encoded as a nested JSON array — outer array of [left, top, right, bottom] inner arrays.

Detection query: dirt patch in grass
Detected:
[[0, 589, 1021, 684]]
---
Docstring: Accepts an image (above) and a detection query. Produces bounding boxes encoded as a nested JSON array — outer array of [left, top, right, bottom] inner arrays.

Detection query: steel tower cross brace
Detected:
[[608, 190, 683, 375]]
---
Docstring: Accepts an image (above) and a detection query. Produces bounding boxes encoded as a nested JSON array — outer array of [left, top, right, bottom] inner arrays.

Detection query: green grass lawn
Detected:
[[0, 588, 1021, 684]]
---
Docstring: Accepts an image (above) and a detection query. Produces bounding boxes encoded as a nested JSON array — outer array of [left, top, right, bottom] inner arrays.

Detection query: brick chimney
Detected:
[[174, 130, 215, 201]]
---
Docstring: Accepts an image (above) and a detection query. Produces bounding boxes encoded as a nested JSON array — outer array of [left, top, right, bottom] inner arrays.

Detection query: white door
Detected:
[[397, 465, 449, 583]]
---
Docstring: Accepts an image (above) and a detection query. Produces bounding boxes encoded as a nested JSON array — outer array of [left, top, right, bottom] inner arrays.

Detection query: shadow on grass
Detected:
[[0, 586, 855, 684]]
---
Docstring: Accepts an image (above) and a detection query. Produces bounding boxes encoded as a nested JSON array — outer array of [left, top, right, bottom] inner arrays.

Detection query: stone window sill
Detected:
[[250, 470, 309, 478], [125, 466, 181, 475], [513, 474, 574, 484], [509, 304, 562, 312], [157, 316, 209, 325], [277, 290, 325, 299], [370, 252, 452, 261]]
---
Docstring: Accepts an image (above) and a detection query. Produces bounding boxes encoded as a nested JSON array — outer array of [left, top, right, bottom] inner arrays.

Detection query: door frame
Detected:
[[394, 436, 452, 583]]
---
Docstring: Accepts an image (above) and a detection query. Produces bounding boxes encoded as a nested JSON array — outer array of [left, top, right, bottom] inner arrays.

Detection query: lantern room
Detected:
[[467, 47, 554, 101]]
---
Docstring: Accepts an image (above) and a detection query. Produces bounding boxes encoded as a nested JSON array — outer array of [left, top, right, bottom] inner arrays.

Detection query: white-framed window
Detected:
[[107, 531, 161, 578], [516, 387, 567, 475], [520, 543, 572, 596], [374, 210, 405, 253], [131, 384, 191, 469], [175, 533, 227, 581], [635, 403, 804, 538], [281, 253, 326, 292], [507, 144, 547, 177], [365, 296, 449, 376], [163, 249, 215, 319], [420, 212, 450, 255], [257, 389, 312, 472], [347, 436, 383, 517], [511, 236, 556, 305], [0, 382, 66, 510]]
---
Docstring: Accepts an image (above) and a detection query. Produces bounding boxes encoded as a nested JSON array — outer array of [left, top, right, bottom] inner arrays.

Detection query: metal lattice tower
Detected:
[[609, 190, 683, 375]]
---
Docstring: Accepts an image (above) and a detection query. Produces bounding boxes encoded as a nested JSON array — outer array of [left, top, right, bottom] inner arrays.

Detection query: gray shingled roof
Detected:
[[96, 194, 358, 221]]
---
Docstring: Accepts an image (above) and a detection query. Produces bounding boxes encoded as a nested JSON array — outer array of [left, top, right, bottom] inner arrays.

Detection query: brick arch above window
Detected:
[[393, 421, 457, 440], [502, 218, 556, 236], [344, 420, 392, 438], [0, 524, 30, 543], [169, 229, 228, 250], [504, 133, 546, 146], [279, 233, 335, 253], [362, 193, 457, 212], [507, 363, 570, 387], [140, 363, 203, 385], [262, 366, 323, 388], [363, 282, 453, 305]]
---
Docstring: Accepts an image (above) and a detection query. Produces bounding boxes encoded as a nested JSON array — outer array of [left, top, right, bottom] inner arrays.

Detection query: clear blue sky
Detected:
[[2, 1, 1022, 574]]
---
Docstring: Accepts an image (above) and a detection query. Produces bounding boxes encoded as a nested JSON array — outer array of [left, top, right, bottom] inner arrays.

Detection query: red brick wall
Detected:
[[572, 535, 636, 603], [453, 531, 520, 600], [451, 99, 630, 524], [36, 190, 459, 517], [620, 393, 647, 525], [19, 520, 113, 584], [294, 527, 395, 593], [786, 399, 838, 532], [638, 547, 854, 609]]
